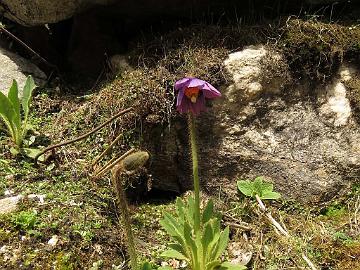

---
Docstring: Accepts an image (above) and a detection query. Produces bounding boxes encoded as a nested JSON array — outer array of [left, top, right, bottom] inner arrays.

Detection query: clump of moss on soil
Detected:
[[280, 19, 360, 82]]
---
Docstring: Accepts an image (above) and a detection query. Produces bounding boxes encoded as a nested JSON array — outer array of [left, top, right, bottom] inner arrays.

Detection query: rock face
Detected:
[[1, 0, 350, 26], [0, 47, 46, 95], [0, 0, 205, 26], [152, 46, 359, 204]]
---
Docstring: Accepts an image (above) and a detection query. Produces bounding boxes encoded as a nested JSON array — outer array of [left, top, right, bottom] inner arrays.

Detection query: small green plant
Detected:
[[11, 210, 39, 235], [0, 76, 37, 150], [237, 177, 281, 200], [237, 177, 318, 270], [161, 197, 245, 270]]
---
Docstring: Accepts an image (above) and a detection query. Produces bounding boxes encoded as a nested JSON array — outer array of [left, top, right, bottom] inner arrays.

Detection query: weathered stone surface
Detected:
[[0, 195, 23, 215], [0, 0, 115, 26], [151, 46, 359, 204], [0, 0, 205, 26], [0, 47, 46, 95], [224, 45, 290, 101]]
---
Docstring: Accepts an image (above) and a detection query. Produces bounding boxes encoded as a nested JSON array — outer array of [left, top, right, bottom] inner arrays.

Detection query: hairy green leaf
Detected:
[[217, 262, 247, 270], [160, 213, 183, 239], [161, 249, 188, 261], [140, 262, 154, 270], [206, 260, 221, 270], [21, 76, 36, 141], [7, 80, 21, 129], [202, 199, 214, 224], [22, 76, 35, 121], [184, 221, 198, 268], [0, 91, 18, 141], [212, 226, 229, 260]]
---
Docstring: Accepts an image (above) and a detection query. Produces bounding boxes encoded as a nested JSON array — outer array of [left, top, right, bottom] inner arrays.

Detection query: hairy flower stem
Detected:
[[112, 168, 137, 270], [188, 113, 201, 233]]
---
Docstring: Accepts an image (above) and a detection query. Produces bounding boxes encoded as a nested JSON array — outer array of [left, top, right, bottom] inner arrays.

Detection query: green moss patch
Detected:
[[280, 19, 360, 81]]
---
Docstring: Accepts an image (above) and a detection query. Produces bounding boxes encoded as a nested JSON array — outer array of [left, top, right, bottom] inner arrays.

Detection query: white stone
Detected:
[[4, 189, 14, 196], [0, 47, 46, 96], [224, 45, 289, 101], [0, 195, 23, 214], [320, 80, 352, 127], [47, 235, 59, 246], [28, 194, 46, 204]]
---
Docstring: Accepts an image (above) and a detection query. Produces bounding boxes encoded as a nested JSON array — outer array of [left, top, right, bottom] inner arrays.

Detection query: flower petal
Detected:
[[187, 78, 207, 88], [201, 82, 221, 99], [176, 88, 185, 107], [174, 77, 191, 90]]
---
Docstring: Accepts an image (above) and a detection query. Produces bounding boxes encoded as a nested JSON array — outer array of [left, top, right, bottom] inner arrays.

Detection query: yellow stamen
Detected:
[[185, 87, 200, 103]]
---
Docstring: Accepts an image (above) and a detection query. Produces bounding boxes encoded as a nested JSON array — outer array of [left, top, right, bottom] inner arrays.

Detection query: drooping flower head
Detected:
[[174, 77, 221, 115]]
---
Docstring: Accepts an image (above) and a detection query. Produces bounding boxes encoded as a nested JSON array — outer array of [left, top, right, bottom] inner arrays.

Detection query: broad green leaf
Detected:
[[158, 267, 173, 270], [255, 177, 273, 193], [161, 249, 188, 261], [217, 262, 247, 270], [261, 191, 281, 200], [212, 226, 229, 261], [7, 80, 21, 129], [22, 147, 45, 162], [237, 180, 254, 197], [202, 199, 214, 224], [253, 177, 263, 195], [0, 91, 17, 140], [21, 75, 36, 140], [22, 75, 36, 121]]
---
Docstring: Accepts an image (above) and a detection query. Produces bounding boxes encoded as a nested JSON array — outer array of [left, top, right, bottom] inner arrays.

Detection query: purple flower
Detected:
[[174, 77, 221, 115]]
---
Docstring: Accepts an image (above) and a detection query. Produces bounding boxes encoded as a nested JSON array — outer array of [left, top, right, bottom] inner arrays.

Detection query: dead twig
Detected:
[[92, 132, 123, 168], [255, 195, 318, 270], [34, 107, 133, 164], [0, 26, 57, 70]]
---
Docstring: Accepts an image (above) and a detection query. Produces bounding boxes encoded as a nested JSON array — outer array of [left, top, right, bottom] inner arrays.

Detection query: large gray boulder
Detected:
[[0, 0, 204, 26], [150, 45, 359, 204], [0, 47, 46, 95], [0, 0, 115, 26]]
